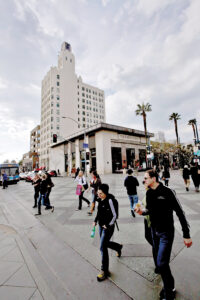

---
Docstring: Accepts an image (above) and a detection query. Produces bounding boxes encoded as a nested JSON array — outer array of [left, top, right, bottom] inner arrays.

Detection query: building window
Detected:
[[57, 117, 60, 122], [51, 117, 53, 121], [82, 93, 85, 97], [78, 104, 80, 108], [66, 56, 67, 60], [57, 82, 59, 86], [82, 99, 85, 103], [82, 87, 85, 91], [51, 95, 54, 99], [82, 111, 85, 115], [57, 75, 60, 79], [57, 126, 59, 130], [56, 103, 60, 107], [70, 59, 72, 62], [82, 105, 85, 109], [82, 117, 85, 121], [57, 96, 60, 100]]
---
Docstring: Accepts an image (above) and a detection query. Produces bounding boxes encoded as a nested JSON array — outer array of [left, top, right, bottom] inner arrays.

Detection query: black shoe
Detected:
[[116, 244, 123, 257], [131, 210, 135, 218], [160, 288, 176, 300], [97, 271, 108, 282], [186, 187, 189, 191], [35, 213, 41, 216], [45, 207, 51, 210], [51, 206, 54, 212], [32, 205, 37, 208], [154, 267, 160, 274]]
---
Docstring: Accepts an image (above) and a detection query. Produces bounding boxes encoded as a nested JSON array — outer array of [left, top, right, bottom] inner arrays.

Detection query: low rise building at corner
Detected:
[[50, 122, 153, 175]]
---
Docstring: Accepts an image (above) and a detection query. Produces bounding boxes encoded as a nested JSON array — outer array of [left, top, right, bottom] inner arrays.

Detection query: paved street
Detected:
[[0, 171, 200, 300]]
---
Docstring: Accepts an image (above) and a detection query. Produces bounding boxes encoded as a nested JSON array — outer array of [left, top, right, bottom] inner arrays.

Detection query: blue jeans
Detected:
[[151, 229, 175, 293], [99, 225, 121, 273], [128, 194, 138, 210]]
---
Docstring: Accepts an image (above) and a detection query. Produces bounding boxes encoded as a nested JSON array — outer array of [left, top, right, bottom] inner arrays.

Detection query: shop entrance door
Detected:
[[111, 147, 122, 173]]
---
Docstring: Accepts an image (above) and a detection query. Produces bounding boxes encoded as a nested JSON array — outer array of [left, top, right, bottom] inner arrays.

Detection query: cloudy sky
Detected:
[[0, 0, 199, 162]]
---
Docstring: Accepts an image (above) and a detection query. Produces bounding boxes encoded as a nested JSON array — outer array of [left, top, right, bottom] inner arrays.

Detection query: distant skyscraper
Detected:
[[40, 42, 105, 168], [154, 131, 166, 143]]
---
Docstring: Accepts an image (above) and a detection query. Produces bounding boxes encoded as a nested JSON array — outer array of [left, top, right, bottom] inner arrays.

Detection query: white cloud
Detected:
[[0, 78, 7, 89], [0, 0, 199, 161]]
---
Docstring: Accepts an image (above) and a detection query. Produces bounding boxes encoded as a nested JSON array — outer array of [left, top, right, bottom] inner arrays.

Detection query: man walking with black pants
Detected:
[[124, 169, 139, 218], [135, 169, 192, 300]]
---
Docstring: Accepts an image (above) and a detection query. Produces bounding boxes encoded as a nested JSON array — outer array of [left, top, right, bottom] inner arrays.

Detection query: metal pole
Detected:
[[84, 130, 87, 176], [195, 122, 199, 144]]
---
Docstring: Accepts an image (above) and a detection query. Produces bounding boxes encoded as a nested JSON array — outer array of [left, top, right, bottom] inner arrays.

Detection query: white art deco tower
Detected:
[[40, 42, 105, 169]]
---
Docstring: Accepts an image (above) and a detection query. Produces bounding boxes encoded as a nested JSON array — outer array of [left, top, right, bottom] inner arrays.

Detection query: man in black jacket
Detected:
[[135, 169, 192, 300], [93, 184, 122, 282], [124, 169, 139, 217]]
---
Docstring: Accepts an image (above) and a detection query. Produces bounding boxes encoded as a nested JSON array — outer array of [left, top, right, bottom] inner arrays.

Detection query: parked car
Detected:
[[25, 172, 35, 182], [19, 172, 27, 180], [48, 170, 57, 177]]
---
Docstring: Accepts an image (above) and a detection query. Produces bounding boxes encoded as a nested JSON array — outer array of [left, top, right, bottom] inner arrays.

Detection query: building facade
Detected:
[[40, 42, 105, 169], [49, 122, 153, 175], [30, 125, 40, 154]]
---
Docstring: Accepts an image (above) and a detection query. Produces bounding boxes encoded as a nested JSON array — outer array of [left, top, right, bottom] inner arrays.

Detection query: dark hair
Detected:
[[92, 171, 98, 177], [127, 169, 133, 175], [98, 183, 109, 195], [146, 169, 159, 182]]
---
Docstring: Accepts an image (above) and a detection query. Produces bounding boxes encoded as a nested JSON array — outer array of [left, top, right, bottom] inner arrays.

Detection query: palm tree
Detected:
[[188, 119, 197, 142], [169, 113, 181, 145], [135, 102, 152, 146]]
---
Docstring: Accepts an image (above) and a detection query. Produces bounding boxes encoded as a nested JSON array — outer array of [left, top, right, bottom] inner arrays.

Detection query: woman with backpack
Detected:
[[93, 183, 122, 282], [75, 170, 90, 210]]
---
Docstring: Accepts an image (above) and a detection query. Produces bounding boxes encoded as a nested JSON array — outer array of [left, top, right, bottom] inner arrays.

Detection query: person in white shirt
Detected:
[[75, 170, 90, 210]]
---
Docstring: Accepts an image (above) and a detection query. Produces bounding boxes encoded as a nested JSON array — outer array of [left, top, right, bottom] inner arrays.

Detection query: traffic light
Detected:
[[146, 145, 151, 154], [53, 134, 57, 143]]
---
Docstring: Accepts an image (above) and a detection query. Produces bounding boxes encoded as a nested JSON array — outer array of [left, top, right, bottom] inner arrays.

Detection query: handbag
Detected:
[[76, 185, 82, 195], [82, 178, 88, 190], [83, 182, 88, 190]]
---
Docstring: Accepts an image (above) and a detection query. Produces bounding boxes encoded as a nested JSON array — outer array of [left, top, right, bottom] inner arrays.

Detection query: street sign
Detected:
[[83, 143, 88, 149]]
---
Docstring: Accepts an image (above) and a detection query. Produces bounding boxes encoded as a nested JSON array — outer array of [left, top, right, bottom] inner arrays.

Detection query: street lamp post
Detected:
[[62, 116, 87, 175]]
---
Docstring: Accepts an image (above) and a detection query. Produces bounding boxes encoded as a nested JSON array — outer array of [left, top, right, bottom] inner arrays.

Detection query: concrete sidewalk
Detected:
[[0, 171, 200, 299]]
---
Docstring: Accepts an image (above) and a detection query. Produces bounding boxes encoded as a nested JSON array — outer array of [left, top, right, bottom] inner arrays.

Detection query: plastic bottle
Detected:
[[90, 226, 96, 238]]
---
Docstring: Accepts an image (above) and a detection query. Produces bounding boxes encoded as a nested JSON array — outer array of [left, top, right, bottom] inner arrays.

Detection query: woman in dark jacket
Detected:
[[45, 173, 54, 210], [93, 184, 122, 282], [35, 173, 54, 216], [190, 163, 199, 192], [32, 173, 41, 208], [182, 165, 190, 191], [162, 167, 170, 187]]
